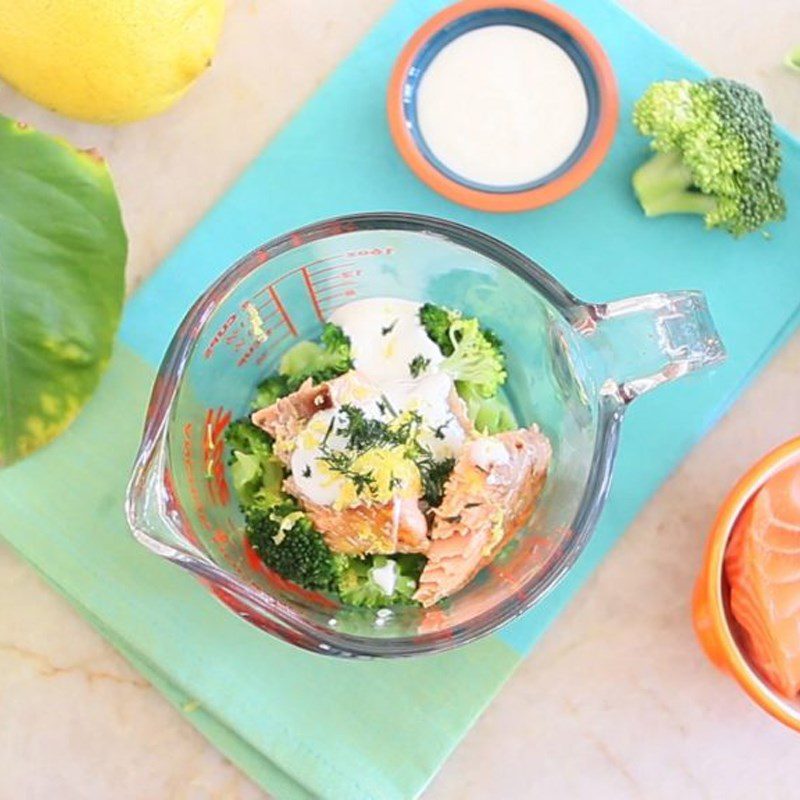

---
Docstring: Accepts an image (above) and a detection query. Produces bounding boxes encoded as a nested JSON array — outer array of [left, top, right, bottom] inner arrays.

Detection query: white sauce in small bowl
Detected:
[[415, 25, 589, 188]]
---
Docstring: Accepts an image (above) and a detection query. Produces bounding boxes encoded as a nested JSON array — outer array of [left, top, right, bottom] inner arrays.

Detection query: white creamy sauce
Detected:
[[370, 560, 399, 596], [471, 437, 511, 472], [290, 298, 467, 508], [415, 25, 589, 187], [330, 297, 443, 383]]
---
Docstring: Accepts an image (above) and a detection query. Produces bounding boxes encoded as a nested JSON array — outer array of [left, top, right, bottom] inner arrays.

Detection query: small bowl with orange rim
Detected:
[[387, 0, 619, 212], [693, 436, 800, 732]]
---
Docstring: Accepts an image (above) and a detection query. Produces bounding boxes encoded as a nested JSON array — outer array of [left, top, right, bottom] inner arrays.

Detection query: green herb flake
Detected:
[[409, 354, 431, 378]]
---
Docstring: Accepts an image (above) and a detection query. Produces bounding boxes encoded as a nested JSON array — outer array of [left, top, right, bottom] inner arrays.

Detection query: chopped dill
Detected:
[[409, 354, 431, 378], [431, 418, 451, 440], [321, 415, 336, 448], [379, 393, 397, 417], [418, 456, 455, 507]]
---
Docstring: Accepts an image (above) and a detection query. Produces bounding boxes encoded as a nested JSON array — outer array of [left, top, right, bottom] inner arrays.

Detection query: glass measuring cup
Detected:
[[126, 213, 725, 657]]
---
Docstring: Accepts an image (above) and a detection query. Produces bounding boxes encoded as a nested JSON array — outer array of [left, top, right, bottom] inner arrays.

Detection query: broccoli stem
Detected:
[[632, 150, 718, 218]]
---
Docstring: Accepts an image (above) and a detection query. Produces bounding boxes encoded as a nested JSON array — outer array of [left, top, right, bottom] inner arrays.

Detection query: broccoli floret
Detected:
[[334, 554, 425, 608], [632, 78, 786, 236], [247, 501, 337, 590], [279, 322, 353, 389], [224, 417, 274, 457], [251, 374, 290, 410], [419, 304, 506, 397], [320, 321, 350, 352], [419, 303, 457, 355], [224, 419, 283, 510], [456, 382, 518, 434], [440, 318, 506, 397]]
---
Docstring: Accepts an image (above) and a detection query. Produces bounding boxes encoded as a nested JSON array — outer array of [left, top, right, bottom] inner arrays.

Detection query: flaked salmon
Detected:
[[414, 425, 551, 607], [725, 463, 800, 699], [251, 379, 332, 463], [283, 476, 429, 555], [448, 386, 474, 437]]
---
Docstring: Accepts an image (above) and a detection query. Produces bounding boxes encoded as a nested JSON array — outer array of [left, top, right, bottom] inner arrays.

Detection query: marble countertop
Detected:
[[1, 1, 799, 797]]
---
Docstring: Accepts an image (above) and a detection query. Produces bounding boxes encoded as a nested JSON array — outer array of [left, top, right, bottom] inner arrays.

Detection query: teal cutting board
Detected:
[[1, 0, 798, 798]]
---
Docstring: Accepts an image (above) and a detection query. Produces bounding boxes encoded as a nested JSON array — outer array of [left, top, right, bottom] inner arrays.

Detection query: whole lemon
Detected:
[[0, 0, 225, 123]]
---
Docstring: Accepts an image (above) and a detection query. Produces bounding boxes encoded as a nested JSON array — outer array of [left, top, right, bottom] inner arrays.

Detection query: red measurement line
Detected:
[[319, 289, 358, 305], [316, 281, 358, 299], [300, 254, 348, 270], [250, 259, 350, 298], [313, 272, 357, 288], [252, 268, 303, 295], [252, 284, 273, 299], [242, 301, 279, 324], [272, 255, 349, 288], [259, 307, 281, 324], [301, 267, 325, 322], [267, 285, 297, 336], [309, 261, 356, 278], [318, 301, 348, 315], [246, 304, 280, 325]]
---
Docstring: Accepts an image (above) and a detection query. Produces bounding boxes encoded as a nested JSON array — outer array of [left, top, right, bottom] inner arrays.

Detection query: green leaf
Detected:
[[0, 116, 127, 466], [786, 46, 800, 72]]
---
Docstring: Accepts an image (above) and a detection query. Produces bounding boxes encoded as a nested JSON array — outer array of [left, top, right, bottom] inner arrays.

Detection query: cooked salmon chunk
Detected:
[[251, 379, 331, 463], [448, 386, 475, 437], [285, 476, 429, 555], [414, 425, 551, 607]]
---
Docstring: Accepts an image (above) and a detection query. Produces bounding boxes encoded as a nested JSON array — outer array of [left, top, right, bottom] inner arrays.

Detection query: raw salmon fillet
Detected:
[[414, 425, 551, 607], [725, 463, 800, 699]]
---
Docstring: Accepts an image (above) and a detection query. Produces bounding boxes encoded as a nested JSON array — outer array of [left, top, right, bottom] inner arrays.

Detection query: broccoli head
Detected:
[[334, 554, 425, 608], [632, 78, 786, 236], [440, 318, 506, 397], [456, 382, 517, 434], [279, 322, 353, 389], [224, 418, 274, 461], [419, 303, 457, 355], [247, 501, 337, 590], [224, 419, 283, 510], [251, 374, 291, 410], [419, 304, 506, 397]]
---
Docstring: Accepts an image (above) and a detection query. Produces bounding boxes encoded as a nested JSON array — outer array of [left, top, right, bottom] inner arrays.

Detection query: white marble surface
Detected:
[[1, 1, 799, 797]]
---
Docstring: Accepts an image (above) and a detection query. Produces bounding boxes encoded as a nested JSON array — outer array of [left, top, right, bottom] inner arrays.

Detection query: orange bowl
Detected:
[[693, 436, 800, 731], [386, 0, 618, 212]]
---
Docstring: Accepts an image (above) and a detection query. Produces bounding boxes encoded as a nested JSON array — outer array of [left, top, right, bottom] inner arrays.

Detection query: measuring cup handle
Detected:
[[584, 290, 726, 403]]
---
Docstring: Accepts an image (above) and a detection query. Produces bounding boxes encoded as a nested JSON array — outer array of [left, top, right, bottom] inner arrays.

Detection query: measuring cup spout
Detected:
[[582, 290, 726, 403]]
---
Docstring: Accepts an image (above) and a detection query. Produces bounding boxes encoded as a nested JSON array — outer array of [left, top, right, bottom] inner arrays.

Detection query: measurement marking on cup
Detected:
[[313, 270, 362, 287], [268, 285, 297, 336], [316, 281, 358, 299], [301, 266, 325, 322], [249, 306, 280, 327], [223, 247, 393, 365], [319, 289, 358, 307], [309, 261, 357, 278]]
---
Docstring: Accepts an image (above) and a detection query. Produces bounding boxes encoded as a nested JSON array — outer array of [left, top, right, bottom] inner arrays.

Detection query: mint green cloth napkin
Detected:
[[2, 0, 799, 797]]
